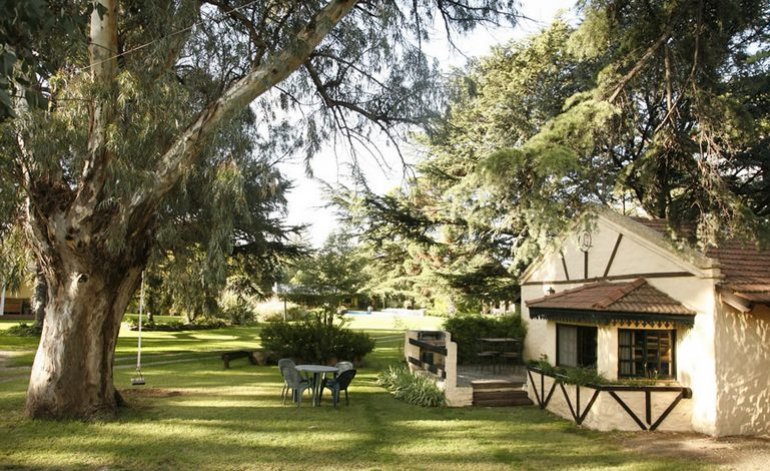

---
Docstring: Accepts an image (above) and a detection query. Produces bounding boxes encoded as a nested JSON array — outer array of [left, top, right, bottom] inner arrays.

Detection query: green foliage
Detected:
[[333, 21, 584, 312], [124, 317, 227, 332], [377, 364, 446, 407], [0, 225, 31, 292], [528, 359, 661, 387], [443, 314, 526, 364], [218, 290, 257, 326], [259, 320, 374, 364], [284, 232, 369, 309], [0, 0, 88, 120], [4, 323, 41, 338]]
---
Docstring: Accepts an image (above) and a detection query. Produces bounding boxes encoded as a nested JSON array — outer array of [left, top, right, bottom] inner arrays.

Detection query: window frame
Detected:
[[555, 323, 598, 368], [617, 328, 676, 379]]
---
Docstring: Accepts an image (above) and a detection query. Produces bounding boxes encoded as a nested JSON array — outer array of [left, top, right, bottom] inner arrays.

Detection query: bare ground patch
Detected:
[[119, 388, 184, 398], [614, 431, 770, 470]]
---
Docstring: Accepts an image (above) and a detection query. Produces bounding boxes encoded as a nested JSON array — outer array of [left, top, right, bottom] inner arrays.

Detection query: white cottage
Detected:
[[521, 208, 770, 437]]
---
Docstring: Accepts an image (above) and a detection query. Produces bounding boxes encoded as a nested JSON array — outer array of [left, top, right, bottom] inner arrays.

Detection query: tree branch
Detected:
[[607, 25, 673, 103], [132, 0, 360, 215], [74, 0, 119, 217]]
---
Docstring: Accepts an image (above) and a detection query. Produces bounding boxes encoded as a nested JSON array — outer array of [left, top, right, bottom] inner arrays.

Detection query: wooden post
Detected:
[[0, 280, 6, 316]]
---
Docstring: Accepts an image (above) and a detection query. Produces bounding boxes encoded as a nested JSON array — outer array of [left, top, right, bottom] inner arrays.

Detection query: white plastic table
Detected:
[[296, 365, 339, 406]]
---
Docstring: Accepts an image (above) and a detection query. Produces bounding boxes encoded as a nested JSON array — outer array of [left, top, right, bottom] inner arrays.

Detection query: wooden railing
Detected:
[[527, 367, 692, 431], [406, 334, 447, 379]]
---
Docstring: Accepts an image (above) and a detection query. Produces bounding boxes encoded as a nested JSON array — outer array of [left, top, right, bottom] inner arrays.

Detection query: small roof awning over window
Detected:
[[527, 278, 696, 328]]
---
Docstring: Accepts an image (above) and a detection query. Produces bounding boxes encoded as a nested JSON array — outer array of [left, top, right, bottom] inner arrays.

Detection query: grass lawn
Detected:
[[0, 322, 714, 470]]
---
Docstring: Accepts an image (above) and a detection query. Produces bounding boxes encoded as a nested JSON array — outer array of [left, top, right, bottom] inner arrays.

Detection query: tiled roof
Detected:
[[527, 278, 696, 316], [631, 217, 770, 304], [707, 241, 770, 303]]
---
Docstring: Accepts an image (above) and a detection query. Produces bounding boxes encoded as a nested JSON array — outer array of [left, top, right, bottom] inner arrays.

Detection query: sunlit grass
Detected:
[[0, 321, 717, 470], [342, 313, 446, 331]]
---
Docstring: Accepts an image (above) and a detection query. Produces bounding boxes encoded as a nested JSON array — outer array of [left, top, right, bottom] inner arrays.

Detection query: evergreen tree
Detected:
[[335, 21, 586, 309], [511, 0, 770, 243]]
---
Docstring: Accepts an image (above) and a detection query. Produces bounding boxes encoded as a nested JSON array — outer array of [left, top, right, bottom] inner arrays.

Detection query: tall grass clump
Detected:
[[377, 364, 445, 407]]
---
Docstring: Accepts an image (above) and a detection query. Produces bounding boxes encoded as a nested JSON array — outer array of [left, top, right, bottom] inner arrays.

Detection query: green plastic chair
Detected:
[[280, 365, 312, 407], [277, 358, 296, 401], [321, 369, 357, 407], [335, 361, 354, 373]]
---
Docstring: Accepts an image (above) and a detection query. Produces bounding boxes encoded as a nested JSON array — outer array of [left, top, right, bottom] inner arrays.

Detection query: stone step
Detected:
[[473, 397, 534, 407], [473, 390, 529, 400], [470, 380, 525, 390], [472, 389, 533, 407]]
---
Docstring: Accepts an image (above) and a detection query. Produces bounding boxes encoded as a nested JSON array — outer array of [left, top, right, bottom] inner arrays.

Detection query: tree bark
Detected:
[[32, 264, 47, 329], [25, 257, 142, 419]]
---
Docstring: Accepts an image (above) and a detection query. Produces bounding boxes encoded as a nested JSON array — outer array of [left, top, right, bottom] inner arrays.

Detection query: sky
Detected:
[[278, 0, 578, 247]]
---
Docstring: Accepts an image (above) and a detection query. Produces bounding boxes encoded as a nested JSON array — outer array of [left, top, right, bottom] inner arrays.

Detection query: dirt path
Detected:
[[615, 431, 770, 470]]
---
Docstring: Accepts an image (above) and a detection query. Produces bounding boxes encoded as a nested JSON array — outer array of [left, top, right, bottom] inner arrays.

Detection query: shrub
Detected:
[[124, 317, 226, 331], [259, 320, 374, 364], [527, 359, 613, 386], [260, 306, 307, 323], [443, 313, 527, 364], [5, 323, 42, 337], [219, 292, 256, 325], [377, 364, 445, 407]]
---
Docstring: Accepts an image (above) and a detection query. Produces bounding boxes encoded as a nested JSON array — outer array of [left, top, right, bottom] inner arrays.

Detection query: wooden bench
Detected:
[[2, 298, 24, 315], [221, 350, 258, 369]]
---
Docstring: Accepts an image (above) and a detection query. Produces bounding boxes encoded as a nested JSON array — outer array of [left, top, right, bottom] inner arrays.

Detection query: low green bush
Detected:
[[4, 323, 42, 337], [377, 364, 445, 407], [527, 360, 613, 386], [124, 317, 227, 331], [443, 313, 526, 364], [259, 320, 375, 364], [261, 306, 307, 323], [220, 301, 256, 325]]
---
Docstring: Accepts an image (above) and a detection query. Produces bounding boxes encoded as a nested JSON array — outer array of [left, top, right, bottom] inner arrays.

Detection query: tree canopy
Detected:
[[0, 0, 518, 420]]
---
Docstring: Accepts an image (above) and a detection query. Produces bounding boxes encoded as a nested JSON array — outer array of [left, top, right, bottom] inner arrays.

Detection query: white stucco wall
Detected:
[[714, 303, 770, 437], [521, 213, 725, 435], [527, 371, 692, 432]]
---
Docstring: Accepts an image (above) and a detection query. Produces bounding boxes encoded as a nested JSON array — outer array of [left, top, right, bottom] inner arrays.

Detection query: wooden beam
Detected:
[[609, 391, 647, 430], [721, 291, 753, 313], [560, 250, 570, 281], [603, 234, 623, 278]]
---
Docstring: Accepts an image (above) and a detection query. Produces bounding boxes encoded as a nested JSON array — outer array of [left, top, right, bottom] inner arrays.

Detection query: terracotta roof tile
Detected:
[[631, 217, 770, 301], [527, 279, 695, 316]]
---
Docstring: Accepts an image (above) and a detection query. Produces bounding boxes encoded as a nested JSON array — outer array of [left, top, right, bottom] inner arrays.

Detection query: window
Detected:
[[556, 324, 597, 368], [618, 329, 675, 378]]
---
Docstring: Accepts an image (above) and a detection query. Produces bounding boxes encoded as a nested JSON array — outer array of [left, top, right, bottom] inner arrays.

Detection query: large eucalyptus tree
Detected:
[[1, 0, 516, 419]]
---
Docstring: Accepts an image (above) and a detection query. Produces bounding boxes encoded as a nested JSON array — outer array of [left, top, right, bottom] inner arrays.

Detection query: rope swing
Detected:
[[131, 271, 146, 386]]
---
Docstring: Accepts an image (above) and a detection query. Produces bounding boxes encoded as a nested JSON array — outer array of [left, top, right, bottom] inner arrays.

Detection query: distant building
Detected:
[[1, 279, 33, 318]]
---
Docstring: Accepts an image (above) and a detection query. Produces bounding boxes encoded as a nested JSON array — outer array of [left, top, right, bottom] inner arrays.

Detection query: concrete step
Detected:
[[473, 397, 534, 407], [472, 386, 533, 407], [470, 380, 525, 390]]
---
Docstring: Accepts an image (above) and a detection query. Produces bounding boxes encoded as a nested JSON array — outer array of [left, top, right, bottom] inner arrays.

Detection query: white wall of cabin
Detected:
[[521, 215, 723, 435], [713, 302, 770, 436]]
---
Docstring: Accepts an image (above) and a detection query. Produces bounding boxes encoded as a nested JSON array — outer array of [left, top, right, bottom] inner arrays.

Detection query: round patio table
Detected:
[[296, 365, 338, 406]]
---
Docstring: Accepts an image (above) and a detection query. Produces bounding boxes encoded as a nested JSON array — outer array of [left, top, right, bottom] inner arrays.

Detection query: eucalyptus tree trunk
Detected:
[[32, 264, 47, 329], [26, 259, 143, 419], [22, 0, 358, 420]]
